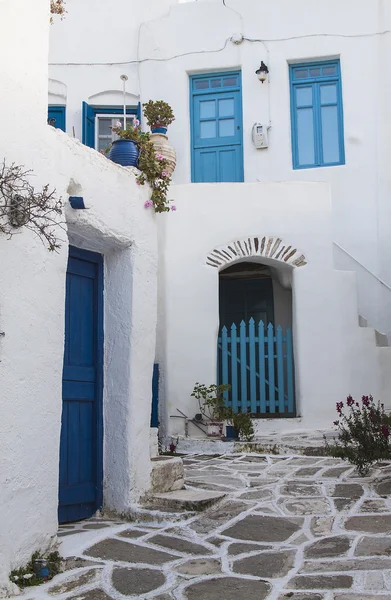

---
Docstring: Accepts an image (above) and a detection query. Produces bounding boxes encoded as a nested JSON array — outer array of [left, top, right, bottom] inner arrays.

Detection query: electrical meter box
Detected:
[[252, 123, 269, 149]]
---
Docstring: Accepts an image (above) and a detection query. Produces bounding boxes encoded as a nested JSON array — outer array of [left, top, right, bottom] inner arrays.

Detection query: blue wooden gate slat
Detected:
[[276, 325, 285, 413], [267, 323, 276, 413], [240, 320, 247, 413], [258, 321, 266, 414], [286, 328, 295, 413], [249, 318, 257, 413], [231, 324, 238, 413], [221, 327, 229, 400]]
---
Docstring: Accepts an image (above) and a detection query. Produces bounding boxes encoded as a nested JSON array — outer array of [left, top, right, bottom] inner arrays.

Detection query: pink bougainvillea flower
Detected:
[[133, 119, 140, 127], [161, 171, 168, 178], [333, 420, 339, 426], [346, 395, 354, 407], [116, 121, 122, 128], [156, 153, 164, 160], [136, 180, 141, 185], [144, 200, 153, 208], [171, 205, 177, 211]]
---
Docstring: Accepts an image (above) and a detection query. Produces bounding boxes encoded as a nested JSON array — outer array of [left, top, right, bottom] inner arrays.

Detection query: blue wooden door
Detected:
[[191, 72, 244, 182], [59, 247, 104, 523]]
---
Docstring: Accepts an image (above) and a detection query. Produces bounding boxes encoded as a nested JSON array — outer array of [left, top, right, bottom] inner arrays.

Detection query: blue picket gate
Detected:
[[217, 319, 295, 416]]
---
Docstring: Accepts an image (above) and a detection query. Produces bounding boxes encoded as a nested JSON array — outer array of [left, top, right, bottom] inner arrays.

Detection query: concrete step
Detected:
[[144, 489, 226, 512], [359, 315, 389, 347]]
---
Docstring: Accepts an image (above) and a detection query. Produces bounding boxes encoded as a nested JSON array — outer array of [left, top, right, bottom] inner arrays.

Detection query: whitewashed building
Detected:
[[2, 0, 391, 591], [0, 0, 158, 595], [48, 0, 391, 440]]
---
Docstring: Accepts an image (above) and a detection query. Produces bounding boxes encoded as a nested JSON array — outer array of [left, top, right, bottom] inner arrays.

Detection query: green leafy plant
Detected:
[[191, 383, 231, 421], [326, 395, 391, 476], [191, 383, 254, 441], [10, 551, 62, 589], [111, 120, 175, 213], [142, 100, 175, 130], [229, 411, 255, 442]]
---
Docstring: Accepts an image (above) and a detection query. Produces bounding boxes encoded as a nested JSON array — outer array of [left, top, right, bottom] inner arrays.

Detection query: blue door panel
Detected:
[[59, 246, 103, 524], [219, 147, 238, 182], [194, 148, 218, 182], [191, 72, 244, 182]]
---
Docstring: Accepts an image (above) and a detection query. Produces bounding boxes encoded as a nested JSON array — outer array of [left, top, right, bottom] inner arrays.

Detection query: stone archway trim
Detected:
[[206, 236, 307, 269]]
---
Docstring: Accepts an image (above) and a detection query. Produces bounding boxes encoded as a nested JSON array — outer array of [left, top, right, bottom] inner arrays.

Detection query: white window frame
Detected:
[[94, 113, 135, 151]]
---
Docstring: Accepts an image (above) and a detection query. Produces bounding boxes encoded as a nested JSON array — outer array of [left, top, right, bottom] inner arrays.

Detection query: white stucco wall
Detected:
[[0, 0, 157, 594], [159, 182, 388, 438]]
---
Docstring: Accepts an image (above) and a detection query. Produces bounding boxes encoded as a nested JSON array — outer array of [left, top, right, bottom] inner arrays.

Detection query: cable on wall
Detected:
[[49, 29, 391, 67]]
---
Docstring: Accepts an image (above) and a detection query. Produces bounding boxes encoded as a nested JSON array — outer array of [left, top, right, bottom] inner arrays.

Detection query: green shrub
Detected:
[[326, 395, 391, 476]]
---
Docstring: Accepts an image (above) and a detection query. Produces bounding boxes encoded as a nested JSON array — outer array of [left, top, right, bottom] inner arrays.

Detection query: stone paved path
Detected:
[[19, 454, 391, 599]]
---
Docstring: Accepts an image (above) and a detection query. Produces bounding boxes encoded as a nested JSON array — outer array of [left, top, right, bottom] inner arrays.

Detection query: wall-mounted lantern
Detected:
[[255, 61, 269, 83]]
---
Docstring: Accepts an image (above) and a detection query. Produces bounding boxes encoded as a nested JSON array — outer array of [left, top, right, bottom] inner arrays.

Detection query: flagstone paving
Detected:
[[19, 453, 391, 599]]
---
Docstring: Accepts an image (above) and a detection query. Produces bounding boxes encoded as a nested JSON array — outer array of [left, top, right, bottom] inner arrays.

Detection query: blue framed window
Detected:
[[290, 60, 345, 169], [82, 102, 141, 149]]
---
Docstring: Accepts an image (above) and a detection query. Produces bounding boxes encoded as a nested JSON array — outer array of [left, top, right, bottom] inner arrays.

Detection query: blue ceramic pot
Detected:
[[151, 126, 167, 135], [109, 139, 139, 167], [225, 426, 239, 440]]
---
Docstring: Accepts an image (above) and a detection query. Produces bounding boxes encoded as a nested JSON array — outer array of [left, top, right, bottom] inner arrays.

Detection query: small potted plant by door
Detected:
[[232, 412, 255, 442], [191, 383, 231, 438], [143, 100, 177, 176]]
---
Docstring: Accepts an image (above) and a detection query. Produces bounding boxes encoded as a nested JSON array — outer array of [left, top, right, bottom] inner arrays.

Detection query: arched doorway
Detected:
[[217, 260, 295, 417]]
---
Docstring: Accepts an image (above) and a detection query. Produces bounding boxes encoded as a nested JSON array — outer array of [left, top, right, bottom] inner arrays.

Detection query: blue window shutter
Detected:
[[48, 106, 66, 132], [82, 101, 95, 148], [137, 101, 142, 122], [290, 61, 345, 169]]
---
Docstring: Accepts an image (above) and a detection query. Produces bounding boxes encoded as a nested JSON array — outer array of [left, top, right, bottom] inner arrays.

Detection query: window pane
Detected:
[[223, 77, 237, 87], [321, 105, 340, 163], [297, 108, 315, 166], [322, 66, 336, 76], [219, 119, 235, 137], [211, 79, 222, 88], [98, 118, 112, 136], [296, 87, 312, 107], [295, 69, 308, 79], [320, 83, 337, 104], [195, 80, 209, 89], [310, 68, 321, 77], [200, 121, 216, 138], [219, 98, 234, 117], [200, 100, 215, 118], [98, 138, 109, 151]]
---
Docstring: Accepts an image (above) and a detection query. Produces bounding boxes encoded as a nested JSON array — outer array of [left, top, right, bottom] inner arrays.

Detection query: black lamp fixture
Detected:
[[255, 61, 269, 83]]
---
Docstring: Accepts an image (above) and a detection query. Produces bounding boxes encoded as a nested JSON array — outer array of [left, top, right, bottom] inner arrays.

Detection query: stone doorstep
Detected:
[[144, 489, 226, 512]]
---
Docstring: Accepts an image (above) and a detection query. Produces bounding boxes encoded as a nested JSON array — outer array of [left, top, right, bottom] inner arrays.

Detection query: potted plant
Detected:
[[110, 121, 175, 213], [143, 100, 175, 134], [142, 100, 177, 176], [108, 119, 140, 167], [232, 411, 255, 442], [191, 383, 231, 438]]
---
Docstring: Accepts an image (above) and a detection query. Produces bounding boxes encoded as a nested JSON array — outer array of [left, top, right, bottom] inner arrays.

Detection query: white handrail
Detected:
[[334, 241, 391, 292]]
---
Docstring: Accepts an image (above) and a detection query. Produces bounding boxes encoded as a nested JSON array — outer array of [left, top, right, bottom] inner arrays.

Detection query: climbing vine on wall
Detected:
[[0, 162, 64, 252]]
